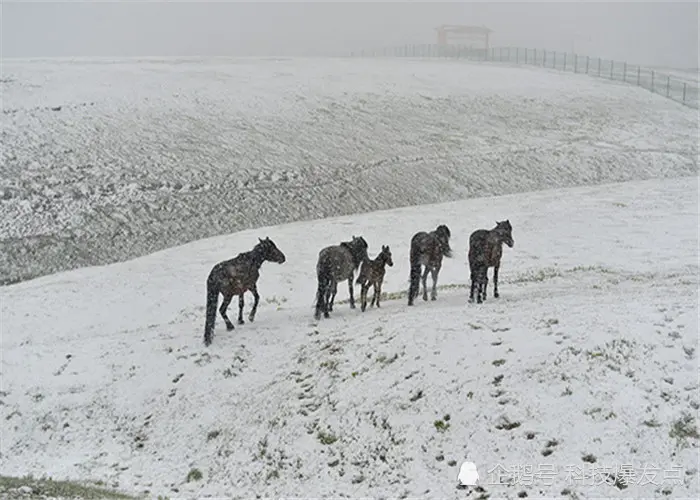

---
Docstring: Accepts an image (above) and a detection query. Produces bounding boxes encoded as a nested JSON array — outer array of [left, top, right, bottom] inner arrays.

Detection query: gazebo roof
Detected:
[[435, 25, 493, 34]]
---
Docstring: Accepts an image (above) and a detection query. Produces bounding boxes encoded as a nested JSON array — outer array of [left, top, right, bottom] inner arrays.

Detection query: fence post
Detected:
[[666, 76, 671, 97], [598, 58, 601, 76], [610, 61, 614, 79], [637, 67, 641, 86], [574, 54, 578, 73], [543, 50, 547, 67], [563, 52, 567, 71], [651, 71, 655, 92], [622, 62, 627, 82], [586, 56, 590, 74], [683, 82, 687, 102]]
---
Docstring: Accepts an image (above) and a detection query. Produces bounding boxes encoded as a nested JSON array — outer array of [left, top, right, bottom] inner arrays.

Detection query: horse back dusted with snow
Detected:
[[203, 237, 286, 346], [314, 235, 369, 320], [407, 224, 453, 306], [468, 220, 514, 304]]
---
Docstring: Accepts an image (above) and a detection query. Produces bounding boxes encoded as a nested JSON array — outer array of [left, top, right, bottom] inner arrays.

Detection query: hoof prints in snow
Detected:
[[0, 177, 698, 497]]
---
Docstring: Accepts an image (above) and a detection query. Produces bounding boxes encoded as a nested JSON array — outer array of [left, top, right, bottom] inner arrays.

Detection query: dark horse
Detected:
[[407, 224, 453, 306], [356, 244, 394, 312], [314, 235, 369, 320], [468, 220, 514, 304], [203, 237, 286, 346]]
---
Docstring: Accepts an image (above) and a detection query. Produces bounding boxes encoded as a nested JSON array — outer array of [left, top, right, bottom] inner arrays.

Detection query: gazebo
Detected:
[[435, 25, 493, 51]]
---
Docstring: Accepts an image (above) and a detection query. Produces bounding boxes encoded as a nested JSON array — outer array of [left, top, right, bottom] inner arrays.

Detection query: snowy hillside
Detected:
[[1, 57, 697, 285], [2, 176, 698, 498]]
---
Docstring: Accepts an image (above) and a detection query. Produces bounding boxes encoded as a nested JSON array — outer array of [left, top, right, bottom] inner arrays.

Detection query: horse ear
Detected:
[[259, 237, 264, 243]]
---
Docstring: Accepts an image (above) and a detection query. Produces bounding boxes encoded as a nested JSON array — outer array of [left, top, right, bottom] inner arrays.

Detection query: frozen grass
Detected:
[[1, 57, 697, 285], [1, 176, 698, 498]]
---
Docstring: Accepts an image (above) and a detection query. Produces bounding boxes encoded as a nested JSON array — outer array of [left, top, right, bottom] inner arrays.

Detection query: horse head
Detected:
[[434, 224, 453, 258], [349, 235, 369, 267], [381, 245, 394, 267], [494, 220, 514, 248], [258, 237, 287, 263]]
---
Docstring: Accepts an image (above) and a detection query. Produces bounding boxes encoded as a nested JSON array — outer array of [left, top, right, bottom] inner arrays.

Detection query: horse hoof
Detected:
[[238, 319, 245, 325], [431, 296, 437, 301], [323, 312, 330, 319], [226, 324, 235, 331], [248, 315, 255, 322], [494, 293, 500, 299]]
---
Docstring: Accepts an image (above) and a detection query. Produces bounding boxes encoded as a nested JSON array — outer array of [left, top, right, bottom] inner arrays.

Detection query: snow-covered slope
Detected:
[[2, 176, 698, 498], [1, 57, 697, 285]]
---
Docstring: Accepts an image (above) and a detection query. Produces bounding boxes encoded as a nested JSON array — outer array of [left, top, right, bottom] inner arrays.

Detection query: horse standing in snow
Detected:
[[314, 236, 369, 320], [407, 224, 453, 306], [356, 244, 394, 312], [468, 220, 514, 304], [203, 237, 286, 346]]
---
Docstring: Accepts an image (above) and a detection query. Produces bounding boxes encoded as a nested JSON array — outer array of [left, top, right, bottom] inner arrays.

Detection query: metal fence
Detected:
[[348, 45, 699, 109]]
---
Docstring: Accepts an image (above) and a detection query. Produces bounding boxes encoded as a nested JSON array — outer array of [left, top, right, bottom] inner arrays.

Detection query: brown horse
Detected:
[[355, 245, 394, 312], [407, 224, 453, 306], [203, 237, 286, 346], [314, 236, 369, 320], [468, 220, 514, 303]]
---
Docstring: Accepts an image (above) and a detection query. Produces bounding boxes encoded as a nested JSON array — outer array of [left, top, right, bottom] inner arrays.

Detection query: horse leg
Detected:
[[237, 293, 245, 325], [219, 292, 235, 331], [248, 284, 260, 322], [478, 274, 488, 304], [360, 283, 368, 312], [430, 265, 441, 301], [421, 267, 430, 301], [375, 281, 383, 308], [325, 279, 336, 318], [370, 280, 377, 307], [493, 263, 500, 298], [328, 280, 337, 313], [348, 275, 356, 309], [468, 269, 476, 303]]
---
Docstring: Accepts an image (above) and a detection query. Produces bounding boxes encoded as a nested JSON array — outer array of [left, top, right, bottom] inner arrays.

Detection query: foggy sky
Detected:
[[2, 1, 698, 69]]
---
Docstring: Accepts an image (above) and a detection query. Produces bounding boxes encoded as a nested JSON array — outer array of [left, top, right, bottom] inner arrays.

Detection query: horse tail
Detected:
[[314, 262, 329, 320], [203, 273, 219, 346], [408, 241, 421, 305], [355, 261, 367, 286]]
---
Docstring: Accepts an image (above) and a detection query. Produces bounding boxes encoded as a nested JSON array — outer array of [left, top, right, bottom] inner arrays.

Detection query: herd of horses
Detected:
[[203, 221, 514, 346]]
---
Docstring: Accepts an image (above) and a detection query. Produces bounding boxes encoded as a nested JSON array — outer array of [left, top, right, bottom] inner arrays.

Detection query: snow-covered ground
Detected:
[[1, 57, 697, 285], [2, 175, 698, 498]]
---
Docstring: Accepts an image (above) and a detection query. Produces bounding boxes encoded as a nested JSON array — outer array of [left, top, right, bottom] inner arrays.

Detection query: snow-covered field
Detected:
[[1, 57, 697, 285], [2, 175, 698, 498]]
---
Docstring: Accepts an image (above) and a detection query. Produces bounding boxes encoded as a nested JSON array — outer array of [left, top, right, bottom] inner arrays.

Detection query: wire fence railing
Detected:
[[347, 44, 699, 109]]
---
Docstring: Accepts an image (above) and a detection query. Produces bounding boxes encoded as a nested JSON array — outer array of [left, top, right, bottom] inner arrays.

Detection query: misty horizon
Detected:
[[1, 1, 698, 69]]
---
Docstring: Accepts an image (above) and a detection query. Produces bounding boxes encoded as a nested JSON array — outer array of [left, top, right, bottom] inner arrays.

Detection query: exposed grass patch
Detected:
[[0, 475, 134, 499], [669, 413, 699, 448], [434, 416, 451, 433], [186, 468, 202, 482], [317, 429, 338, 445]]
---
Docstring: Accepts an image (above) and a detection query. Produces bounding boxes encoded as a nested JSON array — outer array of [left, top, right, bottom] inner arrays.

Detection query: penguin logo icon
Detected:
[[458, 461, 480, 486]]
